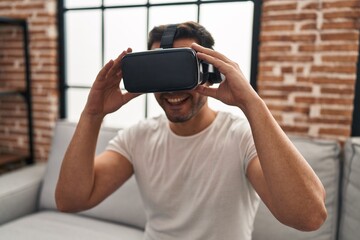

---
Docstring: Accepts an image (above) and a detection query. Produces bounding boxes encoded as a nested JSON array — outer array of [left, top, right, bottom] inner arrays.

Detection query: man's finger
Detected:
[[96, 60, 114, 82], [107, 50, 129, 78], [195, 85, 218, 99], [191, 43, 232, 64]]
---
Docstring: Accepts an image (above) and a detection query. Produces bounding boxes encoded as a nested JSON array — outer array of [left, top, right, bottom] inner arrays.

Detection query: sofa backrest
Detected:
[[38, 120, 147, 230], [338, 137, 360, 240], [252, 136, 341, 240]]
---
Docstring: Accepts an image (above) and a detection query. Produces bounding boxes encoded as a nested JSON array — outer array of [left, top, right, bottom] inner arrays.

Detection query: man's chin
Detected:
[[165, 112, 191, 123]]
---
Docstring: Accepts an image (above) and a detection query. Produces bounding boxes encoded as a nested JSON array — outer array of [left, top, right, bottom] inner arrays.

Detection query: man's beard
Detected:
[[164, 95, 207, 123]]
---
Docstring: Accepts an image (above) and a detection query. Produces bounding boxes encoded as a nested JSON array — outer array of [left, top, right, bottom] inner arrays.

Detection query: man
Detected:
[[55, 21, 327, 240]]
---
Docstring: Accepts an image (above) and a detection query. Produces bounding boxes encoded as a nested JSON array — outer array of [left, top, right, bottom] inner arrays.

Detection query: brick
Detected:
[[322, 55, 358, 63], [258, 84, 312, 93], [260, 54, 314, 62], [323, 0, 360, 9], [0, 42, 23, 49], [30, 19, 57, 26], [280, 125, 309, 133], [282, 66, 294, 73], [301, 23, 317, 30], [323, 10, 360, 19], [261, 24, 295, 32], [301, 2, 320, 10], [297, 76, 355, 86], [322, 21, 360, 30], [33, 120, 57, 131], [263, 2, 298, 12], [259, 93, 289, 101], [321, 32, 359, 41], [321, 86, 355, 95], [14, 3, 45, 10], [35, 52, 57, 58], [306, 117, 352, 125], [266, 104, 310, 114], [260, 45, 292, 52], [261, 34, 317, 42], [29, 28, 47, 35], [8, 128, 28, 135], [257, 74, 284, 82], [310, 65, 357, 74], [258, 65, 274, 72], [299, 43, 359, 52], [321, 108, 353, 117], [262, 13, 317, 22], [0, 5, 12, 11], [294, 96, 354, 105], [2, 13, 33, 19], [319, 127, 351, 137]]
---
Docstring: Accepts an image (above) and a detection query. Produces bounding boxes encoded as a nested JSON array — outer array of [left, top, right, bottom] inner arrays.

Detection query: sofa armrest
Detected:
[[0, 163, 46, 225]]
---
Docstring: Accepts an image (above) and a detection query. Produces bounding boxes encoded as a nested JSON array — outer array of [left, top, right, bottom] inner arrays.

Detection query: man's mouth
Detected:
[[163, 95, 189, 105], [167, 97, 186, 104]]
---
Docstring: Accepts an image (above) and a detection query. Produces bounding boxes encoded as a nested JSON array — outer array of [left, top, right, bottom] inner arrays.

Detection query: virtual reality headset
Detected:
[[122, 24, 223, 93]]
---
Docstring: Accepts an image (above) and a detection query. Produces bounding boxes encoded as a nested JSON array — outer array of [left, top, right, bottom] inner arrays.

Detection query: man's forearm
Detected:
[[242, 97, 327, 230], [55, 112, 104, 212]]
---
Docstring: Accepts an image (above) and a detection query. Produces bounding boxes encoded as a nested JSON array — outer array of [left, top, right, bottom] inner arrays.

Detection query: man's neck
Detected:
[[169, 106, 217, 136]]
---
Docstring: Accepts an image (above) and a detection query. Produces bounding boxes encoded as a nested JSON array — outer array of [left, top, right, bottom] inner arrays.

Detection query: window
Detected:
[[58, 0, 261, 128]]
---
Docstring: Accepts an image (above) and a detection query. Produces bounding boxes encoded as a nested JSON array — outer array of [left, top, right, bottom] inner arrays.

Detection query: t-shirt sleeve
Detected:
[[239, 121, 258, 173], [106, 127, 134, 164]]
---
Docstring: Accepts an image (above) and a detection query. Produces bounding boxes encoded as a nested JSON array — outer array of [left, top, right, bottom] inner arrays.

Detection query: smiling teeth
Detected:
[[167, 97, 186, 103]]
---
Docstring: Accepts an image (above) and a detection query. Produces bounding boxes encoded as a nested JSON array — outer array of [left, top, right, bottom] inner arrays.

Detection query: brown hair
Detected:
[[147, 21, 215, 50]]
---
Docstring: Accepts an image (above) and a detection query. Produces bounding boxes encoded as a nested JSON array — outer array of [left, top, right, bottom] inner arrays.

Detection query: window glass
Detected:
[[66, 89, 147, 128], [200, 1, 254, 80], [105, 0, 147, 6], [65, 0, 101, 8], [65, 10, 102, 87], [148, 5, 197, 30], [200, 2, 253, 117], [103, 95, 147, 128], [104, 7, 148, 62], [66, 88, 89, 122]]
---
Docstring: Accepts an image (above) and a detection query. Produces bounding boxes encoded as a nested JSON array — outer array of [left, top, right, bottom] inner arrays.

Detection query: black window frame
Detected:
[[57, 0, 262, 119], [352, 30, 360, 136]]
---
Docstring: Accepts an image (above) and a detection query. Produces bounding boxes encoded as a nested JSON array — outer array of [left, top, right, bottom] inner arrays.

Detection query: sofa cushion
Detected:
[[338, 137, 360, 240], [0, 211, 143, 240], [39, 120, 146, 229], [252, 136, 341, 240], [0, 163, 46, 225]]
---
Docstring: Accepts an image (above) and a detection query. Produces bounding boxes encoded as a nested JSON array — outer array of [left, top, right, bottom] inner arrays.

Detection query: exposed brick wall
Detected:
[[259, 0, 360, 142], [0, 0, 58, 162]]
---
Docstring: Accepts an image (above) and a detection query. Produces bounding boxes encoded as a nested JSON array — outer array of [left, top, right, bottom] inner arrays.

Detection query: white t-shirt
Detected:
[[107, 111, 260, 240]]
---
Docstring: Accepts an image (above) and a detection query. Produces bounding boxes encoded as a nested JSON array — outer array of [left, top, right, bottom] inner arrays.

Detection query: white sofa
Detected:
[[0, 120, 359, 240]]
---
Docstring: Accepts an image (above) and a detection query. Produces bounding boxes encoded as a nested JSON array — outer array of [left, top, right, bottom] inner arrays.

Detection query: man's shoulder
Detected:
[[214, 111, 251, 136], [217, 111, 248, 125]]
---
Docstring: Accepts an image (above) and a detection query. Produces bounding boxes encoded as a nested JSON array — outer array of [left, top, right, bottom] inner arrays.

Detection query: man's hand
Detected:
[[191, 43, 260, 113], [84, 48, 141, 118]]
